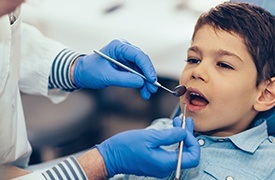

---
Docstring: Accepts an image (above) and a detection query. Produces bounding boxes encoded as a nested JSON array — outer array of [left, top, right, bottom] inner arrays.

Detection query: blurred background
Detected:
[[21, 0, 227, 165]]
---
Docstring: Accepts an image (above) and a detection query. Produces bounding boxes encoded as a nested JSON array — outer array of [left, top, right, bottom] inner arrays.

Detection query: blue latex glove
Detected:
[[173, 116, 194, 129], [96, 118, 200, 178], [73, 39, 158, 99]]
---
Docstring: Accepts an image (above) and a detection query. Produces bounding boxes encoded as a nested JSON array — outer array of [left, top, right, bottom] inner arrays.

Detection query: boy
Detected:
[[125, 2, 275, 179]]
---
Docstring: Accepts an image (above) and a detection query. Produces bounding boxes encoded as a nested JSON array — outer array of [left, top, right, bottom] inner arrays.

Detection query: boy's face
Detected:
[[180, 25, 262, 137]]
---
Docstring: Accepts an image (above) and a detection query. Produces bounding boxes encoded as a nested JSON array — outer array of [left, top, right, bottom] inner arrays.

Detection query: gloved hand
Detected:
[[96, 117, 200, 178], [73, 39, 158, 99], [173, 116, 194, 129]]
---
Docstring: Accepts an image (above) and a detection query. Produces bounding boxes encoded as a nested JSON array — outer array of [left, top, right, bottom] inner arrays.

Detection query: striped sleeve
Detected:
[[41, 156, 88, 180], [48, 49, 84, 92]]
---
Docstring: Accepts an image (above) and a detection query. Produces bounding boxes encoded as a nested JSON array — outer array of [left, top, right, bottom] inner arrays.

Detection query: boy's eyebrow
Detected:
[[187, 46, 203, 57], [188, 46, 243, 62], [188, 46, 200, 53], [216, 49, 243, 62]]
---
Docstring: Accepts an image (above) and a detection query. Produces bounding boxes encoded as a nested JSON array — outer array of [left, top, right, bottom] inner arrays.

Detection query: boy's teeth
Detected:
[[190, 92, 200, 96], [189, 92, 208, 106]]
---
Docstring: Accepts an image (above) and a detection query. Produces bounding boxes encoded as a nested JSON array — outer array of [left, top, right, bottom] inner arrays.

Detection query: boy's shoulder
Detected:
[[146, 118, 172, 130]]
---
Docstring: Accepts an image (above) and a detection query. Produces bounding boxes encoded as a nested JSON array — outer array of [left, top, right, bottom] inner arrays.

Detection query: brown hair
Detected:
[[192, 2, 275, 86]]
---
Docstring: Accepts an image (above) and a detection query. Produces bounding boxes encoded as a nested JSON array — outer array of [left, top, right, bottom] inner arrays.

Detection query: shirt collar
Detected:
[[229, 120, 268, 153]]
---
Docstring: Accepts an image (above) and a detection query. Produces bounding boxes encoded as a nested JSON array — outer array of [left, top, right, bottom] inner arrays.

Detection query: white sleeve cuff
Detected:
[[11, 172, 46, 180], [48, 49, 84, 91]]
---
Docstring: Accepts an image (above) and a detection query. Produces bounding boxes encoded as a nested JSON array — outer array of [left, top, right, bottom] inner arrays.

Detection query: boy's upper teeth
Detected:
[[190, 92, 200, 96]]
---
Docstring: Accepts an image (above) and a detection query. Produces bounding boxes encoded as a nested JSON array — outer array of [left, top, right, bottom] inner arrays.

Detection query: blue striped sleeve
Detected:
[[41, 156, 88, 180], [48, 49, 84, 92]]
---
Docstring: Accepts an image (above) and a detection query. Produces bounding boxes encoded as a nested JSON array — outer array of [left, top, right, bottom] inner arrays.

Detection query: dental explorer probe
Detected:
[[93, 49, 186, 97], [175, 104, 187, 180]]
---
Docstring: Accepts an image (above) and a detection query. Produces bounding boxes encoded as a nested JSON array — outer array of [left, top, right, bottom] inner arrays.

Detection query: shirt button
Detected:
[[226, 176, 234, 180], [9, 14, 17, 25], [198, 138, 205, 146]]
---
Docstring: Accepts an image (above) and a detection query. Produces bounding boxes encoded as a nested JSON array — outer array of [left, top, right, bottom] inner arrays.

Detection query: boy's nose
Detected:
[[191, 62, 209, 82]]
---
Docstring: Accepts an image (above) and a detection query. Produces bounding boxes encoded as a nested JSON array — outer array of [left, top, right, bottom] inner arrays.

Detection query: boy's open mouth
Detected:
[[188, 91, 209, 106]]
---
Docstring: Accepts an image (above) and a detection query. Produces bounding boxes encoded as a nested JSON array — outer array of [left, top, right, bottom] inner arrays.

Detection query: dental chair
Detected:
[[253, 106, 275, 136], [170, 104, 275, 136]]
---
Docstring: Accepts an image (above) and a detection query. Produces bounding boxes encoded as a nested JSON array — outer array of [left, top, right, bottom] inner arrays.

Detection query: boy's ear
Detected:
[[254, 77, 275, 112]]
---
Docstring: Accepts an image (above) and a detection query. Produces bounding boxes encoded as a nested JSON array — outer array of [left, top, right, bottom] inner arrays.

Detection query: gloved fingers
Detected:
[[145, 81, 158, 93], [184, 122, 199, 148], [139, 86, 151, 100], [185, 117, 194, 133], [180, 131, 200, 168], [149, 128, 187, 147], [181, 136, 200, 168], [173, 116, 182, 127], [172, 116, 199, 168], [181, 151, 200, 168], [120, 46, 157, 83], [148, 147, 198, 177], [118, 39, 140, 50], [171, 117, 199, 168], [139, 80, 158, 100], [107, 72, 155, 100], [173, 116, 194, 132], [104, 39, 157, 84], [108, 71, 145, 88], [147, 149, 179, 177]]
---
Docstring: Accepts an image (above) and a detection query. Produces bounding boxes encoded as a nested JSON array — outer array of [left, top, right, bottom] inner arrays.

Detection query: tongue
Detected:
[[191, 97, 208, 106]]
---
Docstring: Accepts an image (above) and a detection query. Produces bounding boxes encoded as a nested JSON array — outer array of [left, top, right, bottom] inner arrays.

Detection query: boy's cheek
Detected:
[[179, 74, 188, 86]]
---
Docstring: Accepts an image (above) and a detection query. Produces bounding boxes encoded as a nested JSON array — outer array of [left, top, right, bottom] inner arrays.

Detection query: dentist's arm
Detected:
[[60, 124, 200, 179], [71, 39, 158, 99], [0, 165, 29, 179], [80, 116, 200, 179], [49, 39, 158, 100], [11, 119, 200, 179]]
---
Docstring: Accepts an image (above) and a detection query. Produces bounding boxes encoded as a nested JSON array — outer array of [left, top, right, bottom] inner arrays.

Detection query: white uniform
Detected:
[[0, 6, 67, 168]]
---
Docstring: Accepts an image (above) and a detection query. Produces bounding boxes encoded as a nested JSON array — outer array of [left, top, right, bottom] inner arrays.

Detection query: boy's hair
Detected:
[[192, 2, 275, 86]]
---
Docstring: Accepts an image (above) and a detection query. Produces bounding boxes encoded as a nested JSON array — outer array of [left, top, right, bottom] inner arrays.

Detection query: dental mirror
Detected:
[[172, 85, 187, 97], [150, 81, 186, 97]]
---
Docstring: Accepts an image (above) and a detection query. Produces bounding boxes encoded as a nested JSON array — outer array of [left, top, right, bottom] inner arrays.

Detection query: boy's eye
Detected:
[[186, 58, 201, 64], [217, 62, 234, 70]]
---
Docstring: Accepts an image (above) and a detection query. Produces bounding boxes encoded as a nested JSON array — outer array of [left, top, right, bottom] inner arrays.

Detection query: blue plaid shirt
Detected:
[[123, 118, 275, 180]]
